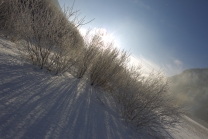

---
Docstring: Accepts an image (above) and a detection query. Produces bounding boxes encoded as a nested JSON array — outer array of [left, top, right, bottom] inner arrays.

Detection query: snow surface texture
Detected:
[[0, 36, 208, 139]]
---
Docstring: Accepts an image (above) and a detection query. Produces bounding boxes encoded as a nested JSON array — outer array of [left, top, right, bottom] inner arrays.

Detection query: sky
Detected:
[[58, 0, 208, 77]]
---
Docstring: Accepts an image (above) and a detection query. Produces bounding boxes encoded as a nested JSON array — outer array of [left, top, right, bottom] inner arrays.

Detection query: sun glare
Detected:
[[79, 28, 116, 46], [97, 28, 115, 45]]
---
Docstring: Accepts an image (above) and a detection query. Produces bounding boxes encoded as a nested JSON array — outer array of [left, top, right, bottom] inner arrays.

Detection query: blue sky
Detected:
[[58, 0, 208, 76]]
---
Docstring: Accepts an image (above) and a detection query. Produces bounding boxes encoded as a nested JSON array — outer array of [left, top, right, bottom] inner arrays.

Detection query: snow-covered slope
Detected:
[[0, 36, 148, 139], [0, 36, 208, 139]]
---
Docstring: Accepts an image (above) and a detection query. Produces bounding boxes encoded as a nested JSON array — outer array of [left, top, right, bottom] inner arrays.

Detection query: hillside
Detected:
[[0, 36, 144, 139], [0, 35, 208, 139], [168, 68, 208, 124], [0, 0, 208, 138]]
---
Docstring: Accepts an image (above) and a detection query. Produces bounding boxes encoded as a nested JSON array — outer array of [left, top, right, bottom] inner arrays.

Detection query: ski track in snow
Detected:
[[0, 36, 208, 139]]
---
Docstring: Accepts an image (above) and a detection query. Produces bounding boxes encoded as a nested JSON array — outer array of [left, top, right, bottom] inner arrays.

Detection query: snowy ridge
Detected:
[[0, 36, 148, 139], [0, 36, 208, 138]]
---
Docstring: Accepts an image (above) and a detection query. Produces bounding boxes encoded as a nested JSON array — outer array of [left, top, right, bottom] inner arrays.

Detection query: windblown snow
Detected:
[[0, 36, 208, 139]]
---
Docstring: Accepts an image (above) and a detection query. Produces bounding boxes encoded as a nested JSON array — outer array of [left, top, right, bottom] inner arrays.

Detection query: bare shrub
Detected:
[[75, 32, 102, 78], [0, 0, 8, 28], [79, 29, 183, 136], [89, 46, 129, 89], [112, 65, 143, 102], [75, 29, 129, 87], [2, 0, 84, 74], [0, 0, 18, 36], [114, 68, 183, 136]]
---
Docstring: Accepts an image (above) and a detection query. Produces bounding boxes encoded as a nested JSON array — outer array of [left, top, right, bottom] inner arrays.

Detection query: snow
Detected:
[[0, 35, 208, 139]]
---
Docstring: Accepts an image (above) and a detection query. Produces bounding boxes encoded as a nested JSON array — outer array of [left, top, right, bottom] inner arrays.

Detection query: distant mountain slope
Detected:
[[168, 68, 208, 124]]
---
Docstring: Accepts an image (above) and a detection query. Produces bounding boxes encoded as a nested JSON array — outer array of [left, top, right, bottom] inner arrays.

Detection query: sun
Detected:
[[101, 33, 114, 44], [79, 27, 116, 46], [97, 28, 115, 45]]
